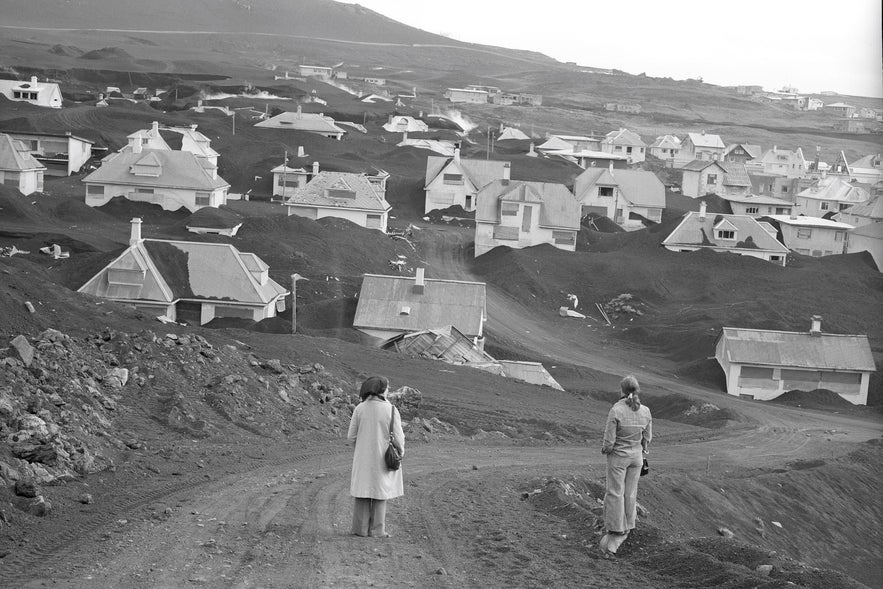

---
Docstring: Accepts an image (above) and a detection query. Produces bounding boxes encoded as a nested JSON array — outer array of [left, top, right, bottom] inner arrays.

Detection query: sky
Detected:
[[339, 0, 883, 98]]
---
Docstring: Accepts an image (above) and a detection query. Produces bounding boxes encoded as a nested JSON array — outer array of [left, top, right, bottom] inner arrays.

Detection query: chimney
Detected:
[[132, 135, 142, 153], [388, 114, 394, 124], [413, 267, 425, 294], [311, 161, 319, 177], [151, 121, 159, 135], [30, 76, 38, 85], [191, 124, 198, 131], [609, 161, 614, 173], [296, 104, 303, 118], [453, 148, 460, 164], [130, 217, 143, 246], [402, 130, 408, 142], [503, 161, 511, 180], [698, 200, 707, 220], [297, 145, 305, 158], [809, 315, 822, 336]]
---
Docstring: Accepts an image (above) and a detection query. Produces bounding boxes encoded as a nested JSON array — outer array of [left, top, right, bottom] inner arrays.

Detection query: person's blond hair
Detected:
[[620, 375, 641, 411]]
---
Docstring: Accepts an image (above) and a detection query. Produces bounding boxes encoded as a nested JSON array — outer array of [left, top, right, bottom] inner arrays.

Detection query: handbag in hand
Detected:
[[384, 406, 402, 471], [640, 458, 649, 477]]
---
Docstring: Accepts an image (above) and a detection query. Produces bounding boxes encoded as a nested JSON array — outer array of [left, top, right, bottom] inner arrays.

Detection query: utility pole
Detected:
[[231, 111, 236, 136], [290, 273, 307, 334], [282, 150, 288, 200]]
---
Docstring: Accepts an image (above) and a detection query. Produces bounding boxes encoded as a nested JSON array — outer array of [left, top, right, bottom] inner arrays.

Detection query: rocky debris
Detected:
[[717, 527, 735, 538], [756, 564, 773, 576], [13, 495, 51, 517], [9, 335, 34, 367], [78, 493, 93, 505], [387, 385, 422, 410], [601, 293, 644, 321], [14, 479, 39, 498]]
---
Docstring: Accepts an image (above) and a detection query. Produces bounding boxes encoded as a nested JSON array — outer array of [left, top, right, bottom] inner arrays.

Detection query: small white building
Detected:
[[0, 133, 46, 195], [284, 170, 392, 232], [424, 150, 510, 213], [2, 130, 93, 176], [795, 176, 869, 217], [648, 135, 681, 160], [0, 77, 63, 108], [573, 166, 665, 229], [255, 106, 347, 140], [600, 128, 647, 164], [444, 88, 488, 104], [715, 316, 875, 405], [765, 214, 853, 257]]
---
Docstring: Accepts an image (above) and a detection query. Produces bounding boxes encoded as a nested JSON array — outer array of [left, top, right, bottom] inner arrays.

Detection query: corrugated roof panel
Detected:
[[721, 327, 875, 371]]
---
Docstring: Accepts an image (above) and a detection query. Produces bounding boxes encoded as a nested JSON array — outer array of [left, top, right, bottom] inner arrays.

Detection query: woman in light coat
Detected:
[[347, 376, 404, 537], [600, 374, 652, 556]]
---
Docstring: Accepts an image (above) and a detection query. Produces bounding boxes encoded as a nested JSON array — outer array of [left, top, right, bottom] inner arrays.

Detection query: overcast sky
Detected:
[[341, 0, 883, 98]]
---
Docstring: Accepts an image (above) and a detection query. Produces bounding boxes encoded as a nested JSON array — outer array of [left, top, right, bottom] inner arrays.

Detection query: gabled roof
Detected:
[[0, 133, 46, 172], [663, 212, 789, 252], [718, 193, 794, 206], [382, 116, 429, 133], [797, 176, 869, 203], [173, 126, 219, 159], [759, 146, 805, 165], [574, 168, 665, 208], [0, 78, 61, 96], [718, 327, 875, 372], [79, 238, 287, 305], [680, 160, 727, 173], [721, 162, 751, 187], [497, 127, 530, 141], [839, 195, 883, 220], [83, 148, 229, 191], [475, 180, 580, 229], [603, 128, 646, 147], [284, 171, 390, 212], [850, 154, 882, 169], [686, 132, 725, 149], [255, 110, 347, 135], [0, 129, 94, 144], [424, 156, 510, 190], [650, 135, 681, 149], [724, 143, 762, 159], [353, 274, 486, 337], [765, 215, 853, 230], [536, 136, 580, 151]]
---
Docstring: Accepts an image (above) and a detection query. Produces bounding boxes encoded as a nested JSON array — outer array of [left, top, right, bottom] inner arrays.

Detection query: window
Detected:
[[326, 189, 355, 199], [781, 186, 788, 193], [3, 172, 20, 186], [706, 174, 718, 185], [135, 187, 154, 194], [552, 230, 575, 245], [493, 225, 519, 240], [834, 231, 845, 242], [745, 206, 759, 214], [442, 173, 463, 185], [770, 255, 782, 262], [598, 186, 614, 197], [716, 230, 735, 240], [614, 146, 622, 152], [775, 207, 789, 215], [796, 228, 812, 239], [626, 147, 633, 154], [838, 203, 850, 211], [194, 192, 211, 206], [820, 201, 830, 211], [501, 202, 519, 216], [366, 214, 382, 229], [281, 178, 300, 187], [87, 184, 104, 195]]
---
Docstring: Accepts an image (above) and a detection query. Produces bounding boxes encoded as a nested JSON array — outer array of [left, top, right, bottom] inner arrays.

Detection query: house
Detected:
[[795, 175, 869, 216], [423, 150, 510, 213], [806, 98, 824, 111], [662, 202, 789, 266], [720, 193, 794, 218], [271, 163, 310, 198], [751, 146, 807, 178], [714, 316, 875, 405], [723, 143, 762, 164], [383, 325, 494, 364], [255, 106, 347, 140], [117, 121, 172, 155], [132, 87, 149, 100], [537, 135, 601, 153], [547, 149, 629, 170], [444, 88, 488, 104], [79, 218, 288, 325], [382, 115, 429, 134], [497, 126, 529, 141], [298, 65, 333, 79], [848, 154, 882, 184], [845, 222, 882, 271], [648, 135, 681, 160], [836, 195, 882, 227], [681, 132, 726, 162], [474, 180, 581, 256], [600, 128, 647, 163], [0, 133, 46, 195], [0, 130, 93, 176], [0, 76, 63, 108], [824, 102, 855, 118], [353, 268, 487, 347], [764, 214, 853, 257], [465, 84, 501, 96], [574, 166, 665, 229], [171, 125, 219, 166], [283, 170, 392, 232], [83, 143, 229, 212], [749, 172, 800, 201], [184, 207, 244, 237], [680, 160, 728, 197]]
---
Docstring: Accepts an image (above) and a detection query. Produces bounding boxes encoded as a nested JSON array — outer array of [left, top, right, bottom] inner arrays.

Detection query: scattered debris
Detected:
[[0, 246, 29, 257], [559, 307, 586, 319], [38, 244, 69, 259]]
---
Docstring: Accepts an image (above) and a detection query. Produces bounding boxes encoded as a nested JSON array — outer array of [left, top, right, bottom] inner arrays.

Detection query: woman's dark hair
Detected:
[[359, 376, 389, 401], [620, 375, 641, 411]]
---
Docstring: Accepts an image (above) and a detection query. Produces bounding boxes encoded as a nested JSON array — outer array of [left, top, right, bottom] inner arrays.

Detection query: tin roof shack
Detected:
[[79, 218, 288, 325], [1, 130, 93, 176], [353, 269, 487, 348], [715, 317, 876, 405]]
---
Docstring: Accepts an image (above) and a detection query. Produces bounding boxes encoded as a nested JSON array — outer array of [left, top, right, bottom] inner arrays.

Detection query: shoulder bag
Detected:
[[384, 405, 402, 471]]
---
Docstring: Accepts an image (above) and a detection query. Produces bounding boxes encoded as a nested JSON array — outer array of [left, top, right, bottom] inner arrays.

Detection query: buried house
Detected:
[[424, 150, 511, 213], [78, 218, 288, 325], [715, 316, 875, 405], [353, 268, 487, 348], [0, 133, 46, 195]]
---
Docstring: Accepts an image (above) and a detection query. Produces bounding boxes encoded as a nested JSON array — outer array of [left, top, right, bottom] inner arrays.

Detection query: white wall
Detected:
[[779, 224, 847, 256], [86, 184, 227, 212], [287, 204, 389, 232]]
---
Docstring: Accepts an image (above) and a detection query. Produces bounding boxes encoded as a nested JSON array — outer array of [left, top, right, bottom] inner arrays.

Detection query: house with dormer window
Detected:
[[0, 77, 62, 108], [600, 128, 647, 163], [474, 180, 581, 256], [750, 146, 807, 178], [649, 135, 681, 160], [284, 170, 391, 231], [573, 166, 665, 229], [662, 202, 789, 265], [424, 150, 510, 213], [795, 175, 870, 217]]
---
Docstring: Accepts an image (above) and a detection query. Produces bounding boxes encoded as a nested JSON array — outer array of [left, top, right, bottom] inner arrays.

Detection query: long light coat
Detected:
[[348, 397, 405, 499]]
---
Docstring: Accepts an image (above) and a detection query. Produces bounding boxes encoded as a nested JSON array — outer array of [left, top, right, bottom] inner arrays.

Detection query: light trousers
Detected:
[[603, 451, 643, 533], [352, 497, 387, 537]]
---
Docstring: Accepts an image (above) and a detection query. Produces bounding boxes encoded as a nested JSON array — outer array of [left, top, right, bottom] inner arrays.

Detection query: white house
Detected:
[[474, 180, 581, 256], [648, 135, 681, 160], [764, 215, 853, 257], [79, 218, 288, 325], [1, 130, 93, 176], [600, 128, 647, 164], [0, 133, 46, 195], [444, 88, 488, 104], [117, 121, 171, 155], [573, 166, 665, 229], [846, 222, 883, 271], [382, 115, 429, 134], [284, 170, 391, 232], [298, 65, 333, 79], [662, 202, 790, 265], [795, 175, 870, 217], [715, 316, 875, 405], [750, 146, 807, 178], [723, 143, 762, 164], [719, 193, 794, 218], [0, 77, 63, 108], [536, 135, 601, 153], [83, 143, 229, 212], [255, 106, 347, 140], [424, 150, 510, 213], [680, 160, 728, 197], [171, 125, 219, 166], [680, 132, 726, 162], [353, 269, 487, 347]]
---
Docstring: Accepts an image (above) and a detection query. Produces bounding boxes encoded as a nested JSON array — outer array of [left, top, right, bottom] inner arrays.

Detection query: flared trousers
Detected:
[[351, 497, 388, 537], [603, 451, 643, 533]]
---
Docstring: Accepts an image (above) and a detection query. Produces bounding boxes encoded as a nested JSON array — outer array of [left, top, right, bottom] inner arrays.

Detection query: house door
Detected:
[[176, 301, 202, 325], [522, 205, 533, 232]]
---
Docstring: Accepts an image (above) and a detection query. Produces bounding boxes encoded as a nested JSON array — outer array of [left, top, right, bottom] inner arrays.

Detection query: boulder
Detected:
[[9, 335, 34, 367], [26, 495, 51, 517], [14, 479, 38, 498], [78, 493, 93, 505], [755, 564, 773, 576], [103, 367, 129, 388]]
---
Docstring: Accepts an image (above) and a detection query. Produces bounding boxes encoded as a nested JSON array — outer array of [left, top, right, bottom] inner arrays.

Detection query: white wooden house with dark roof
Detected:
[[79, 218, 288, 325], [353, 268, 487, 347], [681, 160, 751, 198], [715, 316, 875, 405], [750, 146, 807, 178], [283, 170, 391, 231], [474, 180, 581, 256], [723, 143, 762, 164], [424, 150, 511, 213], [0, 133, 46, 195], [662, 202, 789, 265], [573, 166, 665, 229]]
